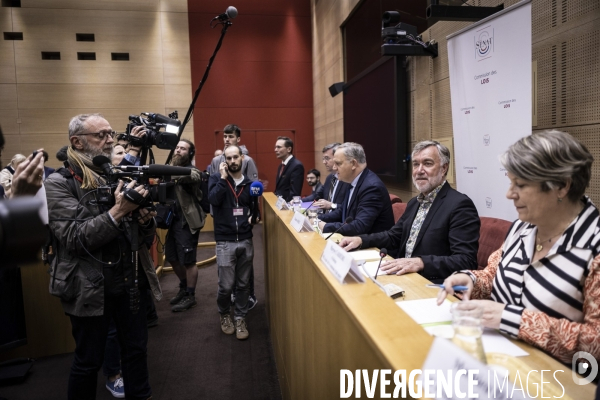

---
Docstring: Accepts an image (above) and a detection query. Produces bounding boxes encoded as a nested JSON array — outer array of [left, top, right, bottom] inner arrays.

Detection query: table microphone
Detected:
[[373, 248, 388, 280], [324, 217, 353, 240], [302, 194, 321, 215]]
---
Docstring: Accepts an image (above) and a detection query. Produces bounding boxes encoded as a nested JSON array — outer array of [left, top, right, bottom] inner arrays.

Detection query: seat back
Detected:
[[392, 202, 407, 223], [389, 194, 402, 204], [478, 216, 512, 269]]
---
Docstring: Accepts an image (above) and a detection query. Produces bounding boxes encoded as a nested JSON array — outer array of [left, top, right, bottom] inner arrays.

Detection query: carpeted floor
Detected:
[[0, 225, 282, 400]]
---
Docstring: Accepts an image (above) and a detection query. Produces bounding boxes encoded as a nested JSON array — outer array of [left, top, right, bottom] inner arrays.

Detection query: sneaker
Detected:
[[170, 288, 186, 305], [171, 293, 197, 312], [220, 314, 235, 335], [235, 318, 249, 340], [106, 377, 125, 398], [248, 295, 257, 310]]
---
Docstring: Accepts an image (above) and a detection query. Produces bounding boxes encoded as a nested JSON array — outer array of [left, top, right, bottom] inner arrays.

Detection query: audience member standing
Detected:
[[208, 145, 260, 340], [165, 140, 206, 312], [274, 136, 304, 202]]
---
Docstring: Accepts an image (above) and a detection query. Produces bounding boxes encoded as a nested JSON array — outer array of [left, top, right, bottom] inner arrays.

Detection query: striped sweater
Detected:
[[468, 197, 600, 364]]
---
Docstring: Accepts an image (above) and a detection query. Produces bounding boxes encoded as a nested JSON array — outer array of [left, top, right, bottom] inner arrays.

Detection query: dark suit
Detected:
[[359, 182, 480, 283], [275, 156, 304, 202], [43, 166, 55, 180], [320, 168, 394, 236], [302, 181, 323, 202], [301, 172, 350, 207]]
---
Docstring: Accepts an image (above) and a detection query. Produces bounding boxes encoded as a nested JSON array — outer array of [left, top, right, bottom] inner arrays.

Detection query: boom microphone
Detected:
[[324, 217, 353, 240], [213, 6, 238, 21], [250, 181, 264, 197], [115, 164, 192, 176]]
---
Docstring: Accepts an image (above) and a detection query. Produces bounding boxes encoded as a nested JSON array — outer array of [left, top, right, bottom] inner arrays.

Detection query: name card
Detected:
[[290, 211, 314, 233], [421, 338, 530, 400], [275, 196, 290, 210], [320, 241, 365, 284]]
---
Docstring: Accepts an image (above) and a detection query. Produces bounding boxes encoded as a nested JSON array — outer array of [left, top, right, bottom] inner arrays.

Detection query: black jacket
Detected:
[[359, 182, 480, 283], [208, 173, 260, 242], [274, 156, 304, 202]]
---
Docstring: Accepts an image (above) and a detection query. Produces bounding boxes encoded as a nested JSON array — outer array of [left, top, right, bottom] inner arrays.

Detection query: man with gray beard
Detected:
[[45, 113, 160, 399], [339, 141, 480, 283], [165, 139, 206, 312]]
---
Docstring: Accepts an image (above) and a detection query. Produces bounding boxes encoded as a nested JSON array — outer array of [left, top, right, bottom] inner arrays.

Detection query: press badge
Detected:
[[233, 208, 244, 216]]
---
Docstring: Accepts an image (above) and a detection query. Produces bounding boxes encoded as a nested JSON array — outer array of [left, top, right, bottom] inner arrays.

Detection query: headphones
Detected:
[[180, 139, 195, 158]]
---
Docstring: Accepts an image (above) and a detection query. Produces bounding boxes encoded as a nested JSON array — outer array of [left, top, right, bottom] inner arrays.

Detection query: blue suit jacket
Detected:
[[359, 182, 480, 283], [320, 168, 394, 236], [43, 166, 55, 180]]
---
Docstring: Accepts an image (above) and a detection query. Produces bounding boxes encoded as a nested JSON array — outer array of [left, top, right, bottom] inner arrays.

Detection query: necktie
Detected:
[[342, 185, 352, 222], [278, 163, 285, 178], [328, 176, 337, 201]]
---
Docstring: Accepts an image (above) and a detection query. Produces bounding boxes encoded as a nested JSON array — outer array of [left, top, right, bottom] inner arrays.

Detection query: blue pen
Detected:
[[426, 284, 469, 291]]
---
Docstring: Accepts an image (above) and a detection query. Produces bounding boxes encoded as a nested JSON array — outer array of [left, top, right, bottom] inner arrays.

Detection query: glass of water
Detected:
[[451, 301, 487, 364], [292, 196, 302, 211], [307, 208, 318, 226]]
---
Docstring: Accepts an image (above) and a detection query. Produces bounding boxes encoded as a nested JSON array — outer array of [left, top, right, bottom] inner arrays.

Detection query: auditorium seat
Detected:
[[477, 216, 512, 269], [392, 202, 407, 223], [389, 194, 402, 204]]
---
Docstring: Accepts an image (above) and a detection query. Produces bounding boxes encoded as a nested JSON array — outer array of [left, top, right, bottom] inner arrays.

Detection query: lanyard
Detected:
[[226, 178, 244, 206]]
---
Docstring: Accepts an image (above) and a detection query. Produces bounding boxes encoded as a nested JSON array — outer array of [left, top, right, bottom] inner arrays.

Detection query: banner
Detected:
[[448, 0, 532, 221]]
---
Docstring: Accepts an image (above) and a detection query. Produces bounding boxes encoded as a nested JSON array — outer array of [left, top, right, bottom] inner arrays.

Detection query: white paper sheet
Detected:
[[481, 328, 529, 357], [396, 298, 453, 325], [360, 261, 388, 277], [349, 250, 382, 263]]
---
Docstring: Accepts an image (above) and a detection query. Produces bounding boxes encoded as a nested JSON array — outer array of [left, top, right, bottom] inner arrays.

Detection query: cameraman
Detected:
[[165, 139, 206, 312], [45, 114, 160, 400]]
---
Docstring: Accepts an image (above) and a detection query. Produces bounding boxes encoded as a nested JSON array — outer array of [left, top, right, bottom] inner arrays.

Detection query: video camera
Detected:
[[92, 156, 191, 209], [117, 111, 181, 151]]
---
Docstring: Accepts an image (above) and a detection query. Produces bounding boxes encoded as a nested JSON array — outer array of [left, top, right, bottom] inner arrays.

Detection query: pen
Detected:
[[426, 284, 469, 291]]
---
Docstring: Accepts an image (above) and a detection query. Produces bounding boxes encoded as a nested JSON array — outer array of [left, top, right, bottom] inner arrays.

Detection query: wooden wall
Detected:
[[0, 0, 193, 169], [0, 0, 192, 359], [312, 0, 600, 205], [187, 1, 314, 197]]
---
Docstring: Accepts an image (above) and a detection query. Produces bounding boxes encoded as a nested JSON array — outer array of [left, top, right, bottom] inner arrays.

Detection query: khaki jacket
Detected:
[[174, 167, 206, 233]]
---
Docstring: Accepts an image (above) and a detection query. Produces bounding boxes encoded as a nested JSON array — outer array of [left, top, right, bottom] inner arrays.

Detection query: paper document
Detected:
[[481, 328, 529, 357], [349, 250, 382, 263], [361, 261, 388, 277], [396, 298, 453, 326]]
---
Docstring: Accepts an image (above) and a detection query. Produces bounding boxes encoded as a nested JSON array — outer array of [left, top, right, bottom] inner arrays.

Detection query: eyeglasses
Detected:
[[322, 156, 331, 161], [77, 130, 116, 140]]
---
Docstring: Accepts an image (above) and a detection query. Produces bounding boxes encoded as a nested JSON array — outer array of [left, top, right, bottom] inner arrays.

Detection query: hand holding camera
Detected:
[[109, 179, 149, 222]]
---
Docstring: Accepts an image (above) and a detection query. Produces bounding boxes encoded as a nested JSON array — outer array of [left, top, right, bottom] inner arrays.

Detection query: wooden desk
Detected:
[[262, 193, 595, 399]]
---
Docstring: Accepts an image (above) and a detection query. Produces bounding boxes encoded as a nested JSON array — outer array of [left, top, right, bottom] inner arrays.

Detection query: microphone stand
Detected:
[[166, 20, 234, 165]]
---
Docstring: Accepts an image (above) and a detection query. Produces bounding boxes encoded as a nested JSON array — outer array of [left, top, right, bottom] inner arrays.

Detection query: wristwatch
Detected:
[[331, 203, 337, 209]]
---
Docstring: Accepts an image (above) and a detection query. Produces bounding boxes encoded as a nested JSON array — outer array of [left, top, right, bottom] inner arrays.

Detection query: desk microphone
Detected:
[[373, 248, 388, 280], [302, 194, 320, 215], [324, 217, 353, 240]]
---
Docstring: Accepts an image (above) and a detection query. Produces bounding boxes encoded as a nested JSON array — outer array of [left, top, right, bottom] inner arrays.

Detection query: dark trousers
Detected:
[[68, 288, 151, 400], [102, 320, 120, 378]]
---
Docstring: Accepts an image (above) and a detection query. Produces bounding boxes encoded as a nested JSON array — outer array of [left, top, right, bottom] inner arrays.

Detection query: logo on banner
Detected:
[[485, 197, 492, 208], [475, 29, 494, 59], [483, 134, 490, 146]]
